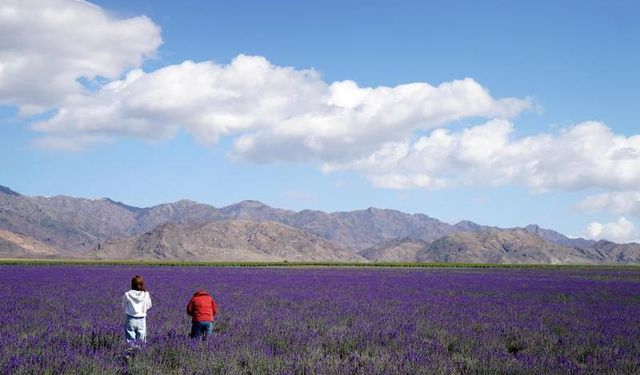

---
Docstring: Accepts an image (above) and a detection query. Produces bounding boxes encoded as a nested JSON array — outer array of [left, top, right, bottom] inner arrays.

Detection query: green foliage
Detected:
[[2, 258, 638, 269]]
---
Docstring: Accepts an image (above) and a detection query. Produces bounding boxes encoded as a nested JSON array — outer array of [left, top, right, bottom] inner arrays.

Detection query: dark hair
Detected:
[[131, 275, 146, 291]]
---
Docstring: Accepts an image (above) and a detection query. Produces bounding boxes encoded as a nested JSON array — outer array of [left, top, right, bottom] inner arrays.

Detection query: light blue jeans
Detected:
[[125, 315, 146, 344]]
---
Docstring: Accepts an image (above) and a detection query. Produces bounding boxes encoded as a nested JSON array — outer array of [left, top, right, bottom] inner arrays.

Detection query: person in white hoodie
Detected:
[[122, 275, 152, 345]]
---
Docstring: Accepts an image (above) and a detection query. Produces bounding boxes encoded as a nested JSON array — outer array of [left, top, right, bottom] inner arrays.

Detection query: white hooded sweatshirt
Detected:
[[122, 290, 152, 317]]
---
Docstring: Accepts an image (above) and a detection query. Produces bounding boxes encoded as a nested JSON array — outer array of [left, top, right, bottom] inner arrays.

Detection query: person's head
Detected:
[[131, 275, 146, 292]]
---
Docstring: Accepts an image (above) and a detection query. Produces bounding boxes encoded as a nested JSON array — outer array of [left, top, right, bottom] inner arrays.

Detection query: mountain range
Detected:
[[1, 184, 639, 264]]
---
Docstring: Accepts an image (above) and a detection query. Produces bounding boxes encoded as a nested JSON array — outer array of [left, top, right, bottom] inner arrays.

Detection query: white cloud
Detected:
[[585, 217, 640, 243], [10, 2, 640, 199], [324, 120, 640, 192], [577, 192, 640, 216], [32, 55, 531, 156], [0, 0, 162, 110]]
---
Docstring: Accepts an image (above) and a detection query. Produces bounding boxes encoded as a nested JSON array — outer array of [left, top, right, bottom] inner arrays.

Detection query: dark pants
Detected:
[[190, 321, 213, 339]]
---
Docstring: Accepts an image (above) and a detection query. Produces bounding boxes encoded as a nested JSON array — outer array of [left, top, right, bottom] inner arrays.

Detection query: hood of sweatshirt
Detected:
[[126, 290, 147, 303], [193, 290, 210, 297]]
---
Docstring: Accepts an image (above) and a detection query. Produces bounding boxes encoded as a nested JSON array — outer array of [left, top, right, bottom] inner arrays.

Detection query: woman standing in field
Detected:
[[122, 275, 152, 345]]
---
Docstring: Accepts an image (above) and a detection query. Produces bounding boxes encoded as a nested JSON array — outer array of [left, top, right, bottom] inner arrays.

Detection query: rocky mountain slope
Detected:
[[0, 192, 109, 253], [418, 229, 603, 264], [92, 220, 365, 262], [359, 229, 635, 265], [0, 228, 57, 258], [358, 238, 430, 262], [589, 240, 640, 264], [218, 202, 456, 251], [0, 186, 459, 254], [2, 184, 639, 264], [133, 199, 224, 233], [522, 224, 596, 248]]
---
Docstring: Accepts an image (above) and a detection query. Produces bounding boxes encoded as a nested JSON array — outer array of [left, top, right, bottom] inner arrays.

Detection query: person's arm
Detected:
[[146, 292, 152, 310], [122, 294, 127, 313], [211, 298, 218, 317], [187, 298, 193, 316]]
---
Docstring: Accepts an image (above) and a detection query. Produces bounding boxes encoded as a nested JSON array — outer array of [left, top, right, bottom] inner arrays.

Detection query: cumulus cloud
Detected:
[[32, 55, 531, 156], [577, 192, 640, 216], [324, 120, 640, 192], [9, 1, 640, 198], [0, 0, 162, 110], [585, 217, 640, 243]]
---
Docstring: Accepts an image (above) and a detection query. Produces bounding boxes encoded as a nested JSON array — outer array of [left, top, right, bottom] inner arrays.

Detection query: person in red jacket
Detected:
[[187, 288, 218, 339]]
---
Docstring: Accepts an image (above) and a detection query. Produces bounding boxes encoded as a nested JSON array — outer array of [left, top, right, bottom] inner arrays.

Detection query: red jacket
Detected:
[[187, 290, 218, 322]]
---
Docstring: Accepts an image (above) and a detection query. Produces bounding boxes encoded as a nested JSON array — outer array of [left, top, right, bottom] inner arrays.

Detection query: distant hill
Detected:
[[92, 219, 365, 262], [133, 199, 224, 233], [0, 228, 57, 258], [220, 200, 296, 222], [358, 238, 429, 262], [360, 229, 620, 265], [102, 198, 144, 214], [0, 185, 20, 196], [1, 184, 638, 264], [324, 208, 455, 250], [453, 220, 496, 232], [29, 195, 139, 241], [418, 229, 603, 264], [590, 240, 640, 264], [522, 224, 596, 248], [0, 192, 110, 253], [0, 186, 459, 255], [220, 203, 456, 250]]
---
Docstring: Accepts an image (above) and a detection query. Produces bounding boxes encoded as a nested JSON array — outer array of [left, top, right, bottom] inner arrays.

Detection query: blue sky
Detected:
[[1, 0, 639, 242]]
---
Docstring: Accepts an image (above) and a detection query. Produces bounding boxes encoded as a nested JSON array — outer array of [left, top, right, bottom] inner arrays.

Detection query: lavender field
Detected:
[[1, 265, 639, 374]]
